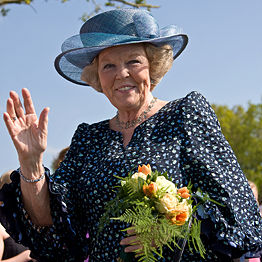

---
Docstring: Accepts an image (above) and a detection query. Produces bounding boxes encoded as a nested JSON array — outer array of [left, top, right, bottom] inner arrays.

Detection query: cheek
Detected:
[[98, 72, 106, 85], [136, 70, 151, 88], [99, 72, 112, 90]]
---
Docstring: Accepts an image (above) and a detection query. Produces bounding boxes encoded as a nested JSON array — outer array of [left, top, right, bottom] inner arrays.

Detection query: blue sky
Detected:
[[0, 0, 261, 174]]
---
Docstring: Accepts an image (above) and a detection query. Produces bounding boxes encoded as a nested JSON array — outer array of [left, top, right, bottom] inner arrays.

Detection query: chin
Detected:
[[115, 99, 141, 111]]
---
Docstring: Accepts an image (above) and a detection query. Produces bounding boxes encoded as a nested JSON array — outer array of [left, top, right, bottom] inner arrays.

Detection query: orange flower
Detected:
[[143, 184, 148, 195], [170, 212, 188, 225], [178, 187, 190, 198], [181, 192, 191, 198], [177, 187, 189, 194], [176, 212, 188, 223], [143, 182, 158, 197], [138, 164, 151, 176], [166, 198, 191, 225]]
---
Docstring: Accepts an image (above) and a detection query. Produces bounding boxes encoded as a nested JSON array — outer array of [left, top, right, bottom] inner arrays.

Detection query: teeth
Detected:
[[119, 86, 133, 91]]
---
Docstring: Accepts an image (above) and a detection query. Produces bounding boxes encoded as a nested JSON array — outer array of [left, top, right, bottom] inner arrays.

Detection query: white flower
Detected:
[[131, 172, 147, 181], [156, 176, 177, 194]]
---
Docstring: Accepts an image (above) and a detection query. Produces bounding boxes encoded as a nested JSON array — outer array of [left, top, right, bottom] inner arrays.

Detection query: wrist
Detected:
[[19, 167, 45, 183], [19, 161, 45, 181]]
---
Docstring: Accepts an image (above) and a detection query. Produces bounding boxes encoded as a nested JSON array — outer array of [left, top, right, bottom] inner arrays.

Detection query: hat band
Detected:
[[79, 32, 151, 48]]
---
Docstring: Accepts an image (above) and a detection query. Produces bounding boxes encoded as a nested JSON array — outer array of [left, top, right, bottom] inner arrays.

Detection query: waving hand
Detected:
[[3, 88, 49, 165]]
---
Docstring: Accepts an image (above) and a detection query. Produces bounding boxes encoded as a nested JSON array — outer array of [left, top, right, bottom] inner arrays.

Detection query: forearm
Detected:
[[20, 161, 52, 226], [1, 250, 33, 262]]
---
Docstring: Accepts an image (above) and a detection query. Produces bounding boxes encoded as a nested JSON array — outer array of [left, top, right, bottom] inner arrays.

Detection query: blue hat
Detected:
[[54, 8, 188, 86]]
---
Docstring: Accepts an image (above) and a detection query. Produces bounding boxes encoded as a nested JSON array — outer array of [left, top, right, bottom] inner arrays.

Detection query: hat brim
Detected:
[[54, 33, 188, 86]]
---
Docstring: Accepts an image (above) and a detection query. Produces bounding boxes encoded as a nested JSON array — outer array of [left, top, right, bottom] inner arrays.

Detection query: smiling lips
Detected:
[[117, 85, 136, 92]]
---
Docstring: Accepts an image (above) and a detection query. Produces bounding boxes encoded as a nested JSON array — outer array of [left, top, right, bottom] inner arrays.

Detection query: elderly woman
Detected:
[[1, 8, 262, 262]]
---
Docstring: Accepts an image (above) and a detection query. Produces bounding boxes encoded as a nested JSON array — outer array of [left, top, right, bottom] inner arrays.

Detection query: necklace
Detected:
[[115, 97, 157, 130]]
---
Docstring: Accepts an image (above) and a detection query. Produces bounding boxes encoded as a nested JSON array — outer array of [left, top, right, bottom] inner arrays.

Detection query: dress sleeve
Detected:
[[180, 91, 262, 259], [0, 123, 90, 262]]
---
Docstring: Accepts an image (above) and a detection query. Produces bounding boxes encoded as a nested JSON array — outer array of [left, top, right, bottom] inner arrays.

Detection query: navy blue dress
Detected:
[[1, 92, 262, 262]]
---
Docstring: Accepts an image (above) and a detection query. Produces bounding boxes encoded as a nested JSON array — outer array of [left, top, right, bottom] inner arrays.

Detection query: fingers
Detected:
[[8, 88, 36, 121], [120, 235, 137, 246], [120, 233, 142, 253], [3, 112, 16, 137], [6, 98, 16, 120], [9, 90, 25, 120], [120, 236, 142, 253], [124, 243, 142, 253], [4, 89, 49, 138], [120, 226, 137, 246], [38, 107, 49, 134], [22, 88, 36, 115], [127, 228, 136, 235]]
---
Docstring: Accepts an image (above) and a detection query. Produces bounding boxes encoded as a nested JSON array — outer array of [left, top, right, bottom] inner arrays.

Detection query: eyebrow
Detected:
[[127, 52, 145, 58], [99, 51, 146, 64]]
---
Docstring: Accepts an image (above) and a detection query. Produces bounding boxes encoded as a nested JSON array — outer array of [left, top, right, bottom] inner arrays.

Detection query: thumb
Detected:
[[38, 107, 49, 133]]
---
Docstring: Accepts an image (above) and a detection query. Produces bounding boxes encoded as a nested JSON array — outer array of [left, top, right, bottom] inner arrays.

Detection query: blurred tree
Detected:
[[0, 0, 159, 19], [212, 102, 262, 203]]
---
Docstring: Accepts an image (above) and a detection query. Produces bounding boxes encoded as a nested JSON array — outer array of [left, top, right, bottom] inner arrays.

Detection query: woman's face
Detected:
[[98, 44, 151, 112]]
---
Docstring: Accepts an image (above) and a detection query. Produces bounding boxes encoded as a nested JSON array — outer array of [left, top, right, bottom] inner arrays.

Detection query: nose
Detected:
[[116, 65, 129, 79]]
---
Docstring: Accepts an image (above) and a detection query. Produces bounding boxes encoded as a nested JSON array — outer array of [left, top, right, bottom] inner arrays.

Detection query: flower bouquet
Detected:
[[99, 164, 208, 261]]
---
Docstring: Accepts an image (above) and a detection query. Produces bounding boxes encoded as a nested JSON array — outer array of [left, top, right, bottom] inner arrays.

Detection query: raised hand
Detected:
[[3, 88, 49, 166]]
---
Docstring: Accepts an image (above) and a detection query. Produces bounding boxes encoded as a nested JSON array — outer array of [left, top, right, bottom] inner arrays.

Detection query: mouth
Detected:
[[117, 85, 136, 92]]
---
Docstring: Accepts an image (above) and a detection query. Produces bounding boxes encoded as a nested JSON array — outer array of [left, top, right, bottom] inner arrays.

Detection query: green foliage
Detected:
[[212, 101, 262, 202], [99, 169, 207, 261], [110, 205, 203, 261], [1, 7, 9, 15], [187, 218, 205, 258], [80, 0, 159, 21]]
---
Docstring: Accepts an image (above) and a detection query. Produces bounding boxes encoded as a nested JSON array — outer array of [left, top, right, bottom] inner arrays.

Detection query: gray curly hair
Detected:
[[81, 43, 174, 92]]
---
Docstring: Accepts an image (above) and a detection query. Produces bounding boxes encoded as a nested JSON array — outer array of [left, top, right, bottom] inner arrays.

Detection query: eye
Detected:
[[103, 63, 114, 70], [128, 59, 140, 65]]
